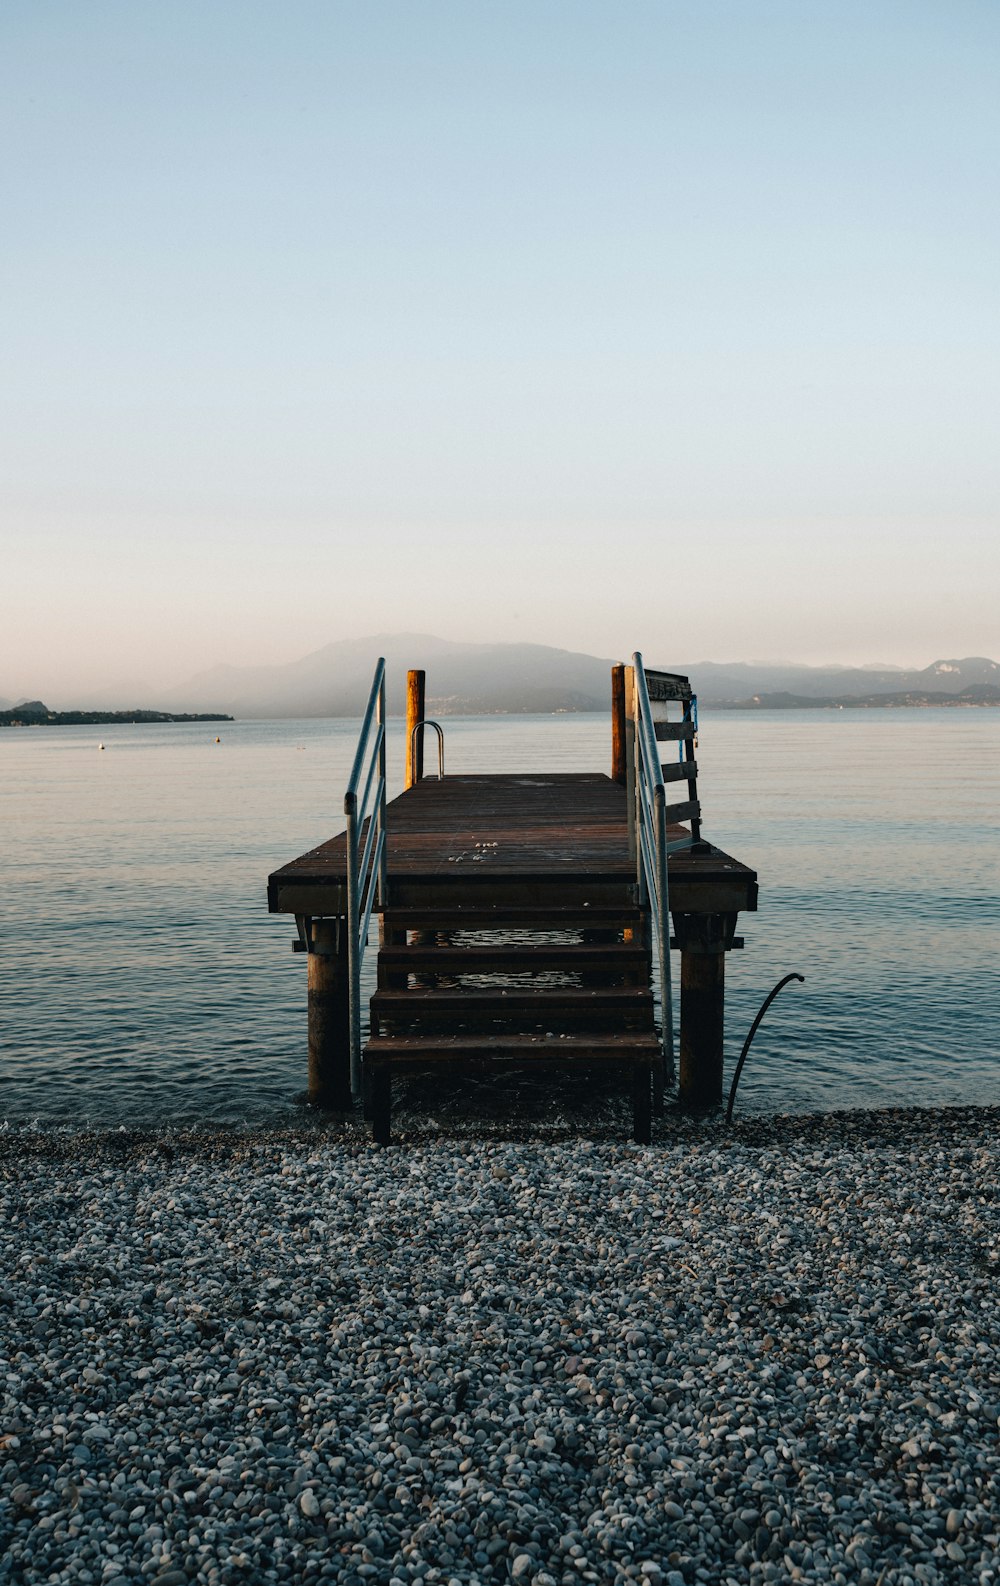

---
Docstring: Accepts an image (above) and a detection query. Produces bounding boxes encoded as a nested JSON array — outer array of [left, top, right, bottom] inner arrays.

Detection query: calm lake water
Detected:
[[1, 710, 997, 1127]]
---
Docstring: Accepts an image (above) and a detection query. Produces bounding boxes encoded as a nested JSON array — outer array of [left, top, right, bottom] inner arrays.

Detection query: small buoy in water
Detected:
[[98, 742, 105, 751], [215, 736, 221, 743]]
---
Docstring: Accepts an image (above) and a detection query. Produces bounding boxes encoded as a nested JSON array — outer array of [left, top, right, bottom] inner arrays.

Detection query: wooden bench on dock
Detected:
[[267, 658, 758, 1143]]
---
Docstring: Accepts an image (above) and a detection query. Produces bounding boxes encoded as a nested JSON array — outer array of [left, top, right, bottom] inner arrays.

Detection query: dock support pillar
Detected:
[[405, 669, 426, 789], [611, 663, 627, 784], [673, 913, 738, 1107], [623, 665, 637, 865], [306, 918, 352, 1110]]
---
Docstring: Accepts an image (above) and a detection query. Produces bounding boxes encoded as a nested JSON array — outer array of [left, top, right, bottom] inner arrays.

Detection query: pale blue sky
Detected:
[[3, 1, 999, 698]]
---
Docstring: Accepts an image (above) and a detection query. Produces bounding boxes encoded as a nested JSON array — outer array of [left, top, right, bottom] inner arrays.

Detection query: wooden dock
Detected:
[[267, 661, 758, 1142]]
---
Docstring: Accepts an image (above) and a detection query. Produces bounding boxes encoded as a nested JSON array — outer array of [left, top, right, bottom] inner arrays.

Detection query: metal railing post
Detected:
[[343, 656, 388, 1101], [653, 785, 674, 1080], [344, 790, 362, 1096], [410, 719, 445, 781], [625, 665, 638, 870], [633, 650, 691, 1082], [376, 670, 388, 906]]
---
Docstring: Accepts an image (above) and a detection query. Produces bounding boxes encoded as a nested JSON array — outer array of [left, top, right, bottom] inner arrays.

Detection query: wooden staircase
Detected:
[[363, 903, 658, 1144], [268, 662, 760, 1135]]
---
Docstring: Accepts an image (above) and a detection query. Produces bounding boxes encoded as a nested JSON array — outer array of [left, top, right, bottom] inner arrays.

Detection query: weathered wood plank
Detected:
[[267, 774, 755, 918], [644, 671, 693, 703], [661, 799, 700, 825], [660, 759, 697, 782], [364, 1032, 659, 1061]]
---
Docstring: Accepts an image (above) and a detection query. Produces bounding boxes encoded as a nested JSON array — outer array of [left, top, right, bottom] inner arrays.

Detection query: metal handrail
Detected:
[[345, 658, 388, 1097], [632, 651, 697, 1080], [409, 719, 445, 780]]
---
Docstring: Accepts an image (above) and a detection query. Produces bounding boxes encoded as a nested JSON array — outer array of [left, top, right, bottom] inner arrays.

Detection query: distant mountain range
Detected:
[[728, 684, 1000, 710], [157, 636, 1000, 717], [5, 640, 998, 717]]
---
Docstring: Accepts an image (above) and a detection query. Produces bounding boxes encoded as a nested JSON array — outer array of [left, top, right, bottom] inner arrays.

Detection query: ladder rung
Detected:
[[662, 799, 700, 825], [660, 760, 697, 783], [654, 721, 695, 742]]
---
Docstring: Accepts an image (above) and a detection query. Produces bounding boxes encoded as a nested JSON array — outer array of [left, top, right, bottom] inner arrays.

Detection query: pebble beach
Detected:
[[2, 1107, 998, 1586]]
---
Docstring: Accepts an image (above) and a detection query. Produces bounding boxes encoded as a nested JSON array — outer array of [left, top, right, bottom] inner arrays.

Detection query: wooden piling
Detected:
[[306, 918, 352, 1109], [674, 912, 736, 1106], [370, 1065, 392, 1146], [679, 949, 725, 1105], [623, 665, 637, 864], [611, 664, 627, 784], [405, 670, 426, 790], [631, 1064, 652, 1144]]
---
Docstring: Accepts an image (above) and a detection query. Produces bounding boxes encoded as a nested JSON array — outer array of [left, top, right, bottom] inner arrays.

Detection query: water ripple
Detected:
[[2, 710, 998, 1125]]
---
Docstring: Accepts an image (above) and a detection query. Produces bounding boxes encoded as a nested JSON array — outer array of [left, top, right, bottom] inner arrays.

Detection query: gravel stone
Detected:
[[1, 1107, 998, 1585]]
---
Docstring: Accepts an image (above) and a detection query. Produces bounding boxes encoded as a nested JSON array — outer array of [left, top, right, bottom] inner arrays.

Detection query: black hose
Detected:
[[725, 973, 805, 1124]]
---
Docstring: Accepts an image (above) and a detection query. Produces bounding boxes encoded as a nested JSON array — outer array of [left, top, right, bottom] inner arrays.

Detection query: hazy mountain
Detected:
[[671, 656, 1000, 703], [729, 684, 1000, 709], [163, 637, 1000, 717], [166, 634, 618, 716]]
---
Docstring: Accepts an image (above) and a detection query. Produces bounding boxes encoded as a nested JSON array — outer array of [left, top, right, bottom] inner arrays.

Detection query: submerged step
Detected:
[[378, 905, 645, 931], [376, 942, 649, 984]]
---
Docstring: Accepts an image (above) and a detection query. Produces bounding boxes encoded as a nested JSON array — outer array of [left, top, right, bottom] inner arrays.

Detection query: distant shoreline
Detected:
[[721, 691, 1000, 710], [2, 1100, 998, 1154], [2, 696, 998, 725], [1, 708, 233, 727]]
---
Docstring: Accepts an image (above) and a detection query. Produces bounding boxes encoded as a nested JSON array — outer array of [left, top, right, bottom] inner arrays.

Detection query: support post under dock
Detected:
[[306, 918, 352, 1109], [673, 912, 738, 1106]]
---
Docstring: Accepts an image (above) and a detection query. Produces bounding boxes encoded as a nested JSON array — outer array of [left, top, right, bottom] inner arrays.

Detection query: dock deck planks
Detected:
[[268, 772, 757, 914]]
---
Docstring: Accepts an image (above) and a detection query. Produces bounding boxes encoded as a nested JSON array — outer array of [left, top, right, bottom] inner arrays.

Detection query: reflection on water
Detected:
[[1, 709, 997, 1125]]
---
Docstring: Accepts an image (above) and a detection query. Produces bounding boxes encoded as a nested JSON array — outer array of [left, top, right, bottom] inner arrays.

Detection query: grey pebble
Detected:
[[1, 1112, 998, 1585]]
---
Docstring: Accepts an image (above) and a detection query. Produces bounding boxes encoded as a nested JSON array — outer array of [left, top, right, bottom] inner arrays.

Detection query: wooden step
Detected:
[[365, 1032, 660, 1062], [376, 942, 649, 985], [378, 905, 645, 933], [363, 1033, 657, 1145], [370, 986, 654, 1035]]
